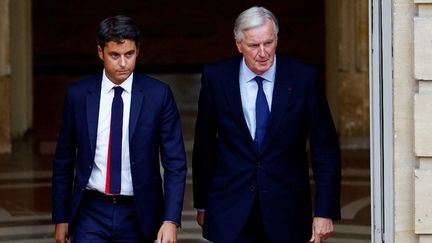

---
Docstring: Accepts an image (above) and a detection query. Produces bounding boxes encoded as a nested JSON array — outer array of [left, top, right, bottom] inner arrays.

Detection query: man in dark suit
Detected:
[[52, 15, 187, 243], [192, 6, 341, 243]]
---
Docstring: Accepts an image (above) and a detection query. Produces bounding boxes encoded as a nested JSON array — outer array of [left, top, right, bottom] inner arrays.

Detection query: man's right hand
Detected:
[[55, 223, 71, 243], [196, 211, 205, 227]]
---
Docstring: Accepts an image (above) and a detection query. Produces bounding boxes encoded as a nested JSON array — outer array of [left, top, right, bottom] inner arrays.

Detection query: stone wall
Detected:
[[413, 0, 432, 242], [387, 0, 432, 241]]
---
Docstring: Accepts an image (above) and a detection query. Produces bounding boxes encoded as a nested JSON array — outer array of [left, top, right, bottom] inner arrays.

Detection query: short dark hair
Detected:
[[97, 15, 140, 48]]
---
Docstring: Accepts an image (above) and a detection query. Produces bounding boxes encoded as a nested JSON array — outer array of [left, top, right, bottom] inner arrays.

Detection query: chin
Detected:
[[257, 66, 270, 73]]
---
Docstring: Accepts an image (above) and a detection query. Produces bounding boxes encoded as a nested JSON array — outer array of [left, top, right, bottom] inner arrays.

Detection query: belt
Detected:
[[84, 190, 134, 204]]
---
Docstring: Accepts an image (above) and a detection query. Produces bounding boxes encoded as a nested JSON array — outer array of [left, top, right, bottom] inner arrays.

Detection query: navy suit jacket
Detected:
[[192, 55, 341, 243], [52, 72, 187, 240]]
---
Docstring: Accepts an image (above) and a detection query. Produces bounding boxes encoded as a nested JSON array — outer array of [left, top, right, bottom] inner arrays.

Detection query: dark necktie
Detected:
[[106, 86, 123, 195], [254, 76, 270, 150]]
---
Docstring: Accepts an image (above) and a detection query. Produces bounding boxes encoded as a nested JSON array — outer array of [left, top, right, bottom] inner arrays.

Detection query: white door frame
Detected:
[[369, 0, 394, 242]]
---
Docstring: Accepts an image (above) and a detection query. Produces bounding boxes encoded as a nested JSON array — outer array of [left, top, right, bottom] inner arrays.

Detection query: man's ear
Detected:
[[97, 45, 104, 60], [235, 39, 243, 54]]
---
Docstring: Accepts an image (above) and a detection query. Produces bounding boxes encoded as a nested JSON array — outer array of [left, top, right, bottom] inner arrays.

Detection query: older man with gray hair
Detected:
[[192, 6, 341, 243]]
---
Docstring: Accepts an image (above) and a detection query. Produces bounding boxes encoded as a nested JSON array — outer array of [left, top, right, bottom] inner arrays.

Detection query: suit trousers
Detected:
[[234, 194, 270, 243], [72, 191, 148, 243]]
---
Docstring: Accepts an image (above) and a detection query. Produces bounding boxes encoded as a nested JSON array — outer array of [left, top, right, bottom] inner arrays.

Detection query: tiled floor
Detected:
[[0, 73, 371, 242]]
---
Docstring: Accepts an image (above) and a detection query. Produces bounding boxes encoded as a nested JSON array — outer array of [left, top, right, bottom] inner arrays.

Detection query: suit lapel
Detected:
[[221, 58, 256, 146], [260, 57, 295, 154], [129, 73, 144, 142], [86, 75, 102, 157]]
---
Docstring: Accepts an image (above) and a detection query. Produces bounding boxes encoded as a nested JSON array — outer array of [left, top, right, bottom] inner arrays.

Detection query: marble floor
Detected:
[[0, 73, 371, 242]]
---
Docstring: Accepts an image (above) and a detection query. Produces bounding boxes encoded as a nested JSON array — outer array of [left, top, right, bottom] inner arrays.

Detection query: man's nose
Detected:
[[119, 56, 126, 67], [258, 45, 266, 56]]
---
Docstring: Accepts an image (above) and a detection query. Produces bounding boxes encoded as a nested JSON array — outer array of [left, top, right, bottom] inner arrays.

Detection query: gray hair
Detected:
[[234, 6, 279, 41]]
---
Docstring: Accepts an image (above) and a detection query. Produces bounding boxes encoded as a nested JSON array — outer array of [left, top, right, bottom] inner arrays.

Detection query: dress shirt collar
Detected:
[[240, 55, 277, 83], [101, 69, 133, 94]]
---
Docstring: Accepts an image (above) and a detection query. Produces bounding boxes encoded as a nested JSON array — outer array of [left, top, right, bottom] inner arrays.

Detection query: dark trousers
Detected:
[[72, 191, 147, 243], [234, 195, 270, 243]]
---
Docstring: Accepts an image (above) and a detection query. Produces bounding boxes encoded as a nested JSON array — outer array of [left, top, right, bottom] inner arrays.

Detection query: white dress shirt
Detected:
[[87, 70, 134, 195], [239, 56, 276, 139]]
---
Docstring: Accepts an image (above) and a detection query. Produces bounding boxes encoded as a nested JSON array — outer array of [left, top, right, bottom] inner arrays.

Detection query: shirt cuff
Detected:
[[163, 220, 179, 227]]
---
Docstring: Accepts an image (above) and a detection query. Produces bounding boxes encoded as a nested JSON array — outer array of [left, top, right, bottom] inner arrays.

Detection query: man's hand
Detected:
[[196, 211, 204, 227], [55, 223, 71, 243], [309, 217, 334, 243], [156, 221, 177, 243]]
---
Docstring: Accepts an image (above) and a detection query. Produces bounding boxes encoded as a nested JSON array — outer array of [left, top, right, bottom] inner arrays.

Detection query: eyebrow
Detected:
[[246, 39, 275, 45], [107, 49, 136, 55]]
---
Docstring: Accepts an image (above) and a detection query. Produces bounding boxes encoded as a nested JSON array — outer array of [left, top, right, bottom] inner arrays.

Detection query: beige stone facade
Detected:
[[412, 0, 432, 242], [394, 0, 432, 242]]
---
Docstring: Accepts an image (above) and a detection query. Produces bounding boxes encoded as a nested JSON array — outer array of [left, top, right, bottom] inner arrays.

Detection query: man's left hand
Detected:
[[156, 221, 177, 243], [309, 217, 334, 243]]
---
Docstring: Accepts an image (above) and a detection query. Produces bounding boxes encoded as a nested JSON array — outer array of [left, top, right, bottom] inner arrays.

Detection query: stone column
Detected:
[[393, 0, 417, 241], [326, 0, 370, 149], [10, 0, 32, 137], [0, 0, 11, 153], [413, 0, 432, 242]]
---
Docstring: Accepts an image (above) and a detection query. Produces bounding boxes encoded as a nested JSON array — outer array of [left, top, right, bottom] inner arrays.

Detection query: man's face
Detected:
[[235, 19, 278, 75], [97, 39, 139, 85]]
